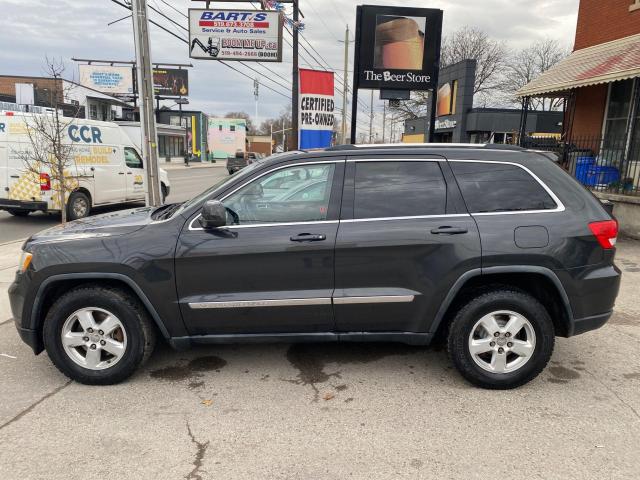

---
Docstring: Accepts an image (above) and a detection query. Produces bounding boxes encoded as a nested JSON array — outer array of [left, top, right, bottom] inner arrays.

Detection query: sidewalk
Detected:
[[0, 240, 22, 322]]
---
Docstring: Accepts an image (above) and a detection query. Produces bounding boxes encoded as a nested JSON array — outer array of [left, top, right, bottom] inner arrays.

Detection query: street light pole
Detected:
[[131, 0, 162, 206]]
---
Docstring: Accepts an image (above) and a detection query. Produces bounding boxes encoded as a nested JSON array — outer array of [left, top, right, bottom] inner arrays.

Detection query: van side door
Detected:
[[333, 156, 481, 335], [124, 147, 146, 201], [91, 145, 126, 205]]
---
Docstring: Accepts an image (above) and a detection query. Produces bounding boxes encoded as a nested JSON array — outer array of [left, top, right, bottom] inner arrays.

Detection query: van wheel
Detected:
[[67, 191, 91, 220], [228, 169, 233, 175], [447, 289, 555, 389], [7, 209, 30, 217], [43, 285, 157, 385]]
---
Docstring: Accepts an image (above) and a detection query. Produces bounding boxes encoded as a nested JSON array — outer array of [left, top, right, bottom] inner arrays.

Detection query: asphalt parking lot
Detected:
[[0, 237, 639, 480]]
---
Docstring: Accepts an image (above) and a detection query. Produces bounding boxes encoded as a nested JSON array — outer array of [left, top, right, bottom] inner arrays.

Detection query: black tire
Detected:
[[7, 209, 30, 217], [43, 285, 157, 385], [447, 288, 555, 390], [67, 191, 91, 220], [228, 169, 234, 175], [161, 183, 168, 204]]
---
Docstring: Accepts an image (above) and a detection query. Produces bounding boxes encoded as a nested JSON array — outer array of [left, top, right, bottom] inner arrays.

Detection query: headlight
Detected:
[[19, 251, 33, 273]]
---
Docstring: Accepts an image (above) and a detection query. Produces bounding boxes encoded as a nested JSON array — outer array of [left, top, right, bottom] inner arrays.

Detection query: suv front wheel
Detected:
[[43, 285, 156, 385], [447, 289, 555, 389]]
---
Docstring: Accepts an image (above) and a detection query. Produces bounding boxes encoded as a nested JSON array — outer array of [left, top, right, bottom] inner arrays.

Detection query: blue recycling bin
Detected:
[[575, 156, 595, 184]]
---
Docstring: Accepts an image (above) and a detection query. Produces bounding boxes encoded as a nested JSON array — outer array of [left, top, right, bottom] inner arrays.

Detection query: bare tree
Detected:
[[501, 38, 569, 110], [17, 58, 81, 224], [441, 26, 508, 101], [389, 26, 507, 120]]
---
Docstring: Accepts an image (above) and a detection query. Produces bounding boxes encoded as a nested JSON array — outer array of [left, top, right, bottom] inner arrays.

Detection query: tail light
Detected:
[[589, 220, 618, 249], [39, 173, 51, 191]]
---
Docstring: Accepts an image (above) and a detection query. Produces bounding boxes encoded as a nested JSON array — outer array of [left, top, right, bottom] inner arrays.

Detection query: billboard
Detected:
[[78, 65, 134, 94], [152, 68, 189, 96], [207, 117, 247, 159], [436, 80, 457, 117], [354, 6, 442, 90], [298, 69, 335, 149], [189, 9, 283, 62]]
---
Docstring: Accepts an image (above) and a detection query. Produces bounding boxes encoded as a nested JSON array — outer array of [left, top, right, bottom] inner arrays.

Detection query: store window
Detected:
[[603, 79, 638, 163], [89, 104, 97, 120]]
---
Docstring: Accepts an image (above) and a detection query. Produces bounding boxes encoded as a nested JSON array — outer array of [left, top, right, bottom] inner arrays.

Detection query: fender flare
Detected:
[[431, 266, 574, 335], [30, 273, 171, 339]]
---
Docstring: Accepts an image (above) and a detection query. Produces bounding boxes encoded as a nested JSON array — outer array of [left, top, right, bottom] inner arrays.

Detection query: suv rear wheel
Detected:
[[447, 289, 554, 389], [43, 286, 156, 385]]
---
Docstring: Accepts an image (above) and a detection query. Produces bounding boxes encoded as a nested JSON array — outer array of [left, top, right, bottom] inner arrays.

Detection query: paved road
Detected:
[[0, 166, 228, 244], [0, 238, 639, 479]]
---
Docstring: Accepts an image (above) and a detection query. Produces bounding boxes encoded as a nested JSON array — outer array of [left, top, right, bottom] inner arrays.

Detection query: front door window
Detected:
[[223, 164, 335, 225]]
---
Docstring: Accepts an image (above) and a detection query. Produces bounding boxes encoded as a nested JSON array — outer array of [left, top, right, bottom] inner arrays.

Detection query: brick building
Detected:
[[518, 0, 640, 193], [518, 0, 640, 235]]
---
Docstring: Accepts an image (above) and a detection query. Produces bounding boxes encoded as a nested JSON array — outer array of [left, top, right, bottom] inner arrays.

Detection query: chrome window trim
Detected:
[[346, 158, 443, 163], [449, 159, 566, 215], [341, 213, 470, 223], [188, 160, 343, 231]]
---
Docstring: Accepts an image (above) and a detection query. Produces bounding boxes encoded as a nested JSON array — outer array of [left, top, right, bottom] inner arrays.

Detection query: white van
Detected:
[[0, 112, 170, 220]]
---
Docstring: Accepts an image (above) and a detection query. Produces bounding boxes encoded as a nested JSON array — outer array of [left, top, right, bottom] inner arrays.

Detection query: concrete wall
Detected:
[[575, 0, 640, 50], [594, 192, 640, 239]]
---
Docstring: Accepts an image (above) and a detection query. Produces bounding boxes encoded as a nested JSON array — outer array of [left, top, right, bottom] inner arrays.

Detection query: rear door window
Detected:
[[353, 161, 447, 219], [451, 161, 557, 213]]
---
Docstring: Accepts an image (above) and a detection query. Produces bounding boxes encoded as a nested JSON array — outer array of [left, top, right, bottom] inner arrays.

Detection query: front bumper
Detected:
[[8, 271, 43, 354], [0, 198, 48, 212]]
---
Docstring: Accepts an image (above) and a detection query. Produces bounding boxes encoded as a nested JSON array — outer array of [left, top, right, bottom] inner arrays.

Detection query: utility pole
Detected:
[[341, 25, 349, 144], [254, 78, 259, 130], [382, 101, 386, 143], [291, 0, 300, 150], [131, 0, 162, 206], [369, 90, 374, 143]]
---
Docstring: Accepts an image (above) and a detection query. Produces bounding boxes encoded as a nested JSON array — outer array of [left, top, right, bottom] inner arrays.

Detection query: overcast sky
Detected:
[[1, 0, 579, 139]]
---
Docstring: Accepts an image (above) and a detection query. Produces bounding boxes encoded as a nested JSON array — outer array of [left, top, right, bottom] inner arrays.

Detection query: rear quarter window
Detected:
[[451, 161, 558, 213]]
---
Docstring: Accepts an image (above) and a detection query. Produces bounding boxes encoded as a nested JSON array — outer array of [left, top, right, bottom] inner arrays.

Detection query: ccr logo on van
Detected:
[[68, 125, 103, 144]]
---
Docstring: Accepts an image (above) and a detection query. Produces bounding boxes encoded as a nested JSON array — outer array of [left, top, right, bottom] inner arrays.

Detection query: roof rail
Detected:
[[325, 143, 525, 152]]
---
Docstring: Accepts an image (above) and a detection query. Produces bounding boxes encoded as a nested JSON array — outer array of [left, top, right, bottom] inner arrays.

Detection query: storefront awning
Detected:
[[517, 33, 640, 98]]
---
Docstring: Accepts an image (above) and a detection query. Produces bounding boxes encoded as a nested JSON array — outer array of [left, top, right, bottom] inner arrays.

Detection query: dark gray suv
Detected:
[[9, 144, 621, 389]]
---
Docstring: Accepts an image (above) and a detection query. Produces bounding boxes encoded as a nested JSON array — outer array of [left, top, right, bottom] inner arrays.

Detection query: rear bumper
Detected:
[[0, 198, 47, 212], [570, 311, 613, 336]]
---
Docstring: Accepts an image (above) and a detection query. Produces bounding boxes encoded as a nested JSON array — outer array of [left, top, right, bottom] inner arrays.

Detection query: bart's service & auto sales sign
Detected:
[[189, 9, 283, 62]]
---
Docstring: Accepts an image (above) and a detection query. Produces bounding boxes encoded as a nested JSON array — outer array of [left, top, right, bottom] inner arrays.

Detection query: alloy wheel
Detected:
[[60, 307, 128, 370], [468, 310, 536, 374]]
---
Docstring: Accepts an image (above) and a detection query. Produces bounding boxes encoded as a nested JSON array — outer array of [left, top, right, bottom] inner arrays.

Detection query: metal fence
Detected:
[[523, 135, 640, 196]]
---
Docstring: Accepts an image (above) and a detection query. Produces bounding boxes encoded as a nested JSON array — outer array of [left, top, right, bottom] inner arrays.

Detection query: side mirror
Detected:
[[199, 200, 227, 229]]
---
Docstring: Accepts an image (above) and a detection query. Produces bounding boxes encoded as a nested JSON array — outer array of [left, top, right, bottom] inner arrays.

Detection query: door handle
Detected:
[[430, 226, 468, 235], [118, 172, 125, 175], [290, 233, 327, 242], [127, 171, 133, 175]]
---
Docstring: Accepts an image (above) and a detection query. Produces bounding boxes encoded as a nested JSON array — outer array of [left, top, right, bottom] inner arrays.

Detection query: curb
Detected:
[[161, 163, 227, 170]]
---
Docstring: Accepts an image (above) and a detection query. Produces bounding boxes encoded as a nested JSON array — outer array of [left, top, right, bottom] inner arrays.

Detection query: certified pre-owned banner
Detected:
[[299, 69, 335, 150], [189, 9, 283, 62]]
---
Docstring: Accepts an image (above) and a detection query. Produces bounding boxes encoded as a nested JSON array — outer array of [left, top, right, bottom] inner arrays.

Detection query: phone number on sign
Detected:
[[220, 50, 279, 59]]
